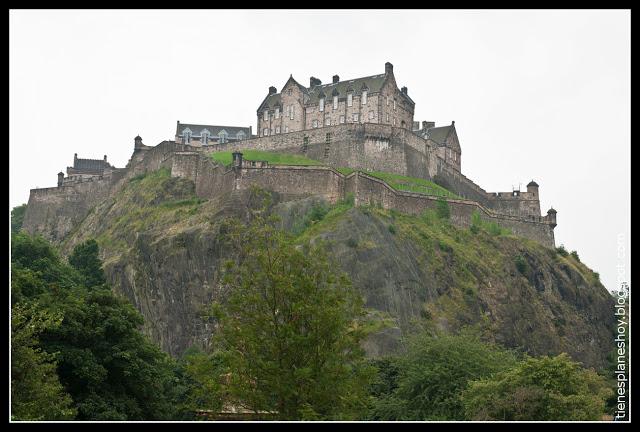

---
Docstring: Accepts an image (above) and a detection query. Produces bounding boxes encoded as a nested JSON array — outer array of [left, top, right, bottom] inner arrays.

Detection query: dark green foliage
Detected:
[[388, 224, 397, 235], [11, 233, 182, 420], [570, 250, 581, 262], [556, 245, 569, 257], [11, 204, 27, 234], [212, 190, 374, 420], [462, 353, 612, 420], [436, 198, 450, 220], [515, 255, 529, 275], [346, 237, 359, 248], [368, 330, 518, 420], [68, 239, 106, 287], [11, 302, 77, 420]]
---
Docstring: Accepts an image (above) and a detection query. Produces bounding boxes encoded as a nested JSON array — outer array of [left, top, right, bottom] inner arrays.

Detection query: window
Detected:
[[325, 117, 331, 126], [369, 111, 374, 120], [393, 99, 396, 110], [275, 126, 280, 134], [236, 131, 245, 141], [219, 130, 228, 143], [386, 113, 389, 122], [312, 120, 318, 128], [386, 96, 389, 106], [362, 90, 367, 105], [333, 95, 338, 110], [275, 107, 279, 118], [353, 113, 359, 122], [339, 115, 345, 124], [393, 118, 397, 126], [263, 111, 268, 121], [263, 128, 269, 136], [288, 89, 292, 95], [319, 98, 325, 112], [289, 105, 294, 120], [285, 126, 289, 133], [182, 129, 192, 144], [201, 130, 210, 145], [347, 93, 353, 107]]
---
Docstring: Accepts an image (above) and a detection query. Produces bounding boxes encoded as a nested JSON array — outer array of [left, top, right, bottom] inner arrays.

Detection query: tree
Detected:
[[68, 239, 106, 287], [462, 353, 612, 420], [368, 330, 518, 420], [11, 232, 183, 420], [11, 302, 77, 420], [11, 204, 27, 234], [211, 190, 373, 420]]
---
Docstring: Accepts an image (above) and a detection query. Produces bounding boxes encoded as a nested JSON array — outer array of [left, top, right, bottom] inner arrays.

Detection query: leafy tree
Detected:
[[11, 232, 183, 420], [211, 190, 374, 420], [11, 203, 27, 234], [11, 302, 77, 420], [68, 239, 106, 287], [177, 347, 225, 418], [462, 353, 612, 420], [369, 330, 518, 420]]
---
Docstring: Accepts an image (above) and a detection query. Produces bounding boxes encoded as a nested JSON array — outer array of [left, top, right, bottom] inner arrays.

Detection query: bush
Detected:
[[570, 250, 581, 262], [388, 225, 397, 235], [515, 255, 529, 275], [556, 245, 569, 257], [436, 198, 450, 220], [346, 237, 358, 248]]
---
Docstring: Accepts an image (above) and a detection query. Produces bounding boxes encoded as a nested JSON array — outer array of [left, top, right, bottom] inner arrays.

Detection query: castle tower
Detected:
[[57, 172, 64, 187], [134, 135, 143, 149], [527, 180, 539, 198], [547, 207, 557, 228]]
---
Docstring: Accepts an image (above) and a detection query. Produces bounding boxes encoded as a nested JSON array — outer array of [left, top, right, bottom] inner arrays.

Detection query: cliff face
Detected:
[[52, 169, 614, 368]]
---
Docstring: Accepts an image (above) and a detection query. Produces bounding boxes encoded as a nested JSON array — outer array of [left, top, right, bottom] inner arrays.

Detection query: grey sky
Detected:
[[10, 10, 630, 293]]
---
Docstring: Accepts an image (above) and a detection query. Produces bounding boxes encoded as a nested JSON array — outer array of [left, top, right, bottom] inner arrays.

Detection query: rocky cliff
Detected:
[[46, 168, 614, 369]]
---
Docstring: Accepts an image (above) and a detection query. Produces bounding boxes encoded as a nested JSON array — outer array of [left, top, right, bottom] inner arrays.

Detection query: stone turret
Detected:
[[547, 207, 557, 228], [57, 172, 64, 187], [527, 180, 539, 197], [134, 135, 143, 148]]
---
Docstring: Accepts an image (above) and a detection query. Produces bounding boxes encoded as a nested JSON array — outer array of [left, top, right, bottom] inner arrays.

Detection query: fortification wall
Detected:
[[204, 123, 434, 180]]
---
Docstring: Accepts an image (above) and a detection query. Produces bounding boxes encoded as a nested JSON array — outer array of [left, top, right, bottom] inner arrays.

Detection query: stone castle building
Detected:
[[257, 62, 415, 138], [24, 61, 558, 249]]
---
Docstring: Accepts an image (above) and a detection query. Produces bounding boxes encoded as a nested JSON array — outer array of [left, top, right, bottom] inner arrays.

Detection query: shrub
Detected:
[[556, 245, 569, 257], [515, 255, 528, 275], [346, 238, 358, 248], [570, 250, 581, 262], [436, 198, 450, 220], [388, 225, 397, 235]]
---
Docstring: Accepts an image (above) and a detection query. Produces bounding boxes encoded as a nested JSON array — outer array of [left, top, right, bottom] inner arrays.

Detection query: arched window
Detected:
[[219, 130, 228, 144], [182, 128, 192, 144], [201, 129, 210, 145]]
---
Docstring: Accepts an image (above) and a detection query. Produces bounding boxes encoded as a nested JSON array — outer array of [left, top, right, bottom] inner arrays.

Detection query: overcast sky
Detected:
[[10, 10, 630, 293]]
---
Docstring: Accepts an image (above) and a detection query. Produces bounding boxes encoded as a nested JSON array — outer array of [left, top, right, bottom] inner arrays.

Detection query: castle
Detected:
[[22, 62, 557, 248]]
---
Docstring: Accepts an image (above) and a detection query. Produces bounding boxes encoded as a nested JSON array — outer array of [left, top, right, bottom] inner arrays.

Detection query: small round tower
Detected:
[[134, 135, 143, 149], [547, 207, 557, 228], [527, 180, 539, 197]]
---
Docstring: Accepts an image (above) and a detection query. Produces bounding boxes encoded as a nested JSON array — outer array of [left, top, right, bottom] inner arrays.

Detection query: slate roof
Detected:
[[259, 71, 414, 110], [176, 123, 251, 139], [73, 158, 111, 172], [527, 180, 539, 187], [422, 125, 453, 145]]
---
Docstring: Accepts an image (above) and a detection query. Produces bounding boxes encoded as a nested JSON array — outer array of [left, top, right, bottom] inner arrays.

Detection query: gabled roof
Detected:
[[176, 123, 251, 138], [423, 125, 453, 144], [258, 75, 308, 112], [73, 158, 111, 172], [306, 74, 386, 104]]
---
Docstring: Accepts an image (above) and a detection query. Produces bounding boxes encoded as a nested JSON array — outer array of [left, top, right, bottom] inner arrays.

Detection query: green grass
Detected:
[[360, 170, 460, 199], [210, 150, 322, 167]]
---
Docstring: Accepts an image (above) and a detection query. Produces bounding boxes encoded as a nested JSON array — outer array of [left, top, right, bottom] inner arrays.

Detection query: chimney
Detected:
[[401, 86, 407, 95], [74, 153, 77, 163], [268, 86, 277, 95], [422, 121, 435, 130], [385, 62, 393, 75], [310, 76, 322, 87], [451, 120, 455, 126], [57, 172, 64, 187], [103, 155, 107, 162], [332, 75, 339, 83]]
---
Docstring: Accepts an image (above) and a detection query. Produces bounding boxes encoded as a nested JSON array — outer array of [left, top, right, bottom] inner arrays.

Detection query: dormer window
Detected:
[[347, 93, 353, 107], [236, 131, 245, 141], [219, 130, 228, 144], [201, 129, 210, 145], [333, 95, 338, 110], [319, 97, 325, 112], [362, 90, 367, 105], [263, 110, 268, 121], [182, 128, 192, 144]]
